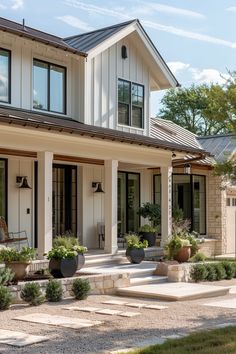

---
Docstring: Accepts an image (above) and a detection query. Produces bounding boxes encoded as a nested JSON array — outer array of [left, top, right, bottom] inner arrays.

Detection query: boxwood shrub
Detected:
[[190, 264, 208, 282], [190, 261, 236, 282], [221, 261, 235, 279]]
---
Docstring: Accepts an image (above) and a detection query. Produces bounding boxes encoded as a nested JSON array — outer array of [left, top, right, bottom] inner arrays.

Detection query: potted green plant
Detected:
[[165, 235, 191, 262], [125, 233, 148, 264], [0, 247, 36, 280], [53, 236, 87, 270], [137, 202, 161, 247]]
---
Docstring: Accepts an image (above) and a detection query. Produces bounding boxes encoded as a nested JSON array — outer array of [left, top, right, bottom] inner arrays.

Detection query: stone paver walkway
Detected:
[[0, 329, 48, 347]]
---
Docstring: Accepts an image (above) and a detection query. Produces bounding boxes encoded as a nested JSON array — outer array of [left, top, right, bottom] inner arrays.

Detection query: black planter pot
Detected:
[[140, 232, 156, 247], [126, 248, 145, 264], [77, 253, 85, 271], [49, 257, 78, 278]]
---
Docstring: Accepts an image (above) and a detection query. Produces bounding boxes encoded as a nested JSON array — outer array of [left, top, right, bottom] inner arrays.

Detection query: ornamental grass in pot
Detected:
[[125, 233, 148, 264], [0, 247, 36, 281]]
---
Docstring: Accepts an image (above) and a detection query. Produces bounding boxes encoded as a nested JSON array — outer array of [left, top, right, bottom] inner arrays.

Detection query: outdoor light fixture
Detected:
[[184, 164, 191, 175], [92, 182, 105, 193], [121, 45, 128, 59], [172, 152, 176, 158], [16, 176, 32, 189]]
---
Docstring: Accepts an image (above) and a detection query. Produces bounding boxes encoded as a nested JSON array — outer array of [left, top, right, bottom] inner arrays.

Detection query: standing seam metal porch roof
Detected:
[[0, 105, 207, 156]]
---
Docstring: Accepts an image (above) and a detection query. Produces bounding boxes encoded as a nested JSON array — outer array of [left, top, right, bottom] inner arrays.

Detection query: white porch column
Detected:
[[104, 160, 118, 254], [161, 166, 172, 247], [37, 151, 53, 259]]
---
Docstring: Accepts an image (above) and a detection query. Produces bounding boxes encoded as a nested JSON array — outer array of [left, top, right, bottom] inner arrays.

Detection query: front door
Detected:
[[52, 165, 77, 237], [118, 172, 140, 235]]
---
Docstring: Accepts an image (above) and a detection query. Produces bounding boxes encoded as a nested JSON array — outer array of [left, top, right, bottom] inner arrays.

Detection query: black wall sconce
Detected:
[[184, 164, 191, 175], [92, 182, 105, 193], [16, 176, 32, 189], [121, 45, 128, 59]]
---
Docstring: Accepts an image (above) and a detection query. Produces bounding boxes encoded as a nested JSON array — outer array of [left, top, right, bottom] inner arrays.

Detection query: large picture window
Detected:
[[0, 159, 7, 219], [118, 79, 144, 128], [0, 49, 10, 103], [33, 59, 66, 114], [153, 174, 206, 234]]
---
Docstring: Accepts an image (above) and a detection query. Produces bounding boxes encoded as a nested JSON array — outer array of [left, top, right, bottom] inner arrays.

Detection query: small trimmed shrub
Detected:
[[214, 263, 226, 280], [190, 252, 206, 263], [20, 282, 45, 306], [72, 278, 91, 300], [0, 267, 14, 286], [0, 286, 12, 310], [221, 261, 235, 279], [205, 264, 217, 281], [46, 280, 63, 302], [190, 264, 208, 282]]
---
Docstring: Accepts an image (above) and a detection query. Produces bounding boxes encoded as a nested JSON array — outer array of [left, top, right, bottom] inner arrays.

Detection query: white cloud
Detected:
[[140, 2, 205, 19], [167, 61, 230, 85], [226, 7, 236, 13], [190, 68, 229, 85], [166, 61, 190, 74], [11, 0, 24, 9], [57, 15, 94, 31], [64, 0, 236, 49]]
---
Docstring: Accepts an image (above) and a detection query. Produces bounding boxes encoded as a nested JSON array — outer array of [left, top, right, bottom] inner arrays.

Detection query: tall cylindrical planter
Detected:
[[140, 232, 156, 247], [126, 248, 145, 264]]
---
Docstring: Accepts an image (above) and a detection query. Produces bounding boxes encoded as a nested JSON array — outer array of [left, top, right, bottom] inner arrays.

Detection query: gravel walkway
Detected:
[[1, 282, 236, 354]]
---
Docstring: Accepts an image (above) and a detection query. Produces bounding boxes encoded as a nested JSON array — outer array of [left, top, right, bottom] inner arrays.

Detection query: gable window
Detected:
[[33, 59, 66, 114], [0, 49, 11, 103], [118, 79, 144, 128]]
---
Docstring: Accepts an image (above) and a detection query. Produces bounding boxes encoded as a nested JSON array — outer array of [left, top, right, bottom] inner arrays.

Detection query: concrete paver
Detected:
[[0, 329, 48, 347]]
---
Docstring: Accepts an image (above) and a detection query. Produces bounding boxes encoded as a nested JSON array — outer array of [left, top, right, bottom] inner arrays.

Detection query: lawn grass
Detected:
[[125, 326, 236, 354]]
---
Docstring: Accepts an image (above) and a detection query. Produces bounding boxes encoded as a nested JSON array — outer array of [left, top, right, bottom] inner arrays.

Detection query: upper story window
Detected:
[[0, 49, 11, 103], [33, 59, 66, 114], [118, 79, 144, 129]]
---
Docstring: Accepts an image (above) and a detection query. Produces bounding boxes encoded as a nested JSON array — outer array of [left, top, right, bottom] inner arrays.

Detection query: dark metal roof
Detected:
[[0, 17, 87, 57], [64, 19, 136, 53], [0, 105, 206, 155], [198, 134, 236, 162]]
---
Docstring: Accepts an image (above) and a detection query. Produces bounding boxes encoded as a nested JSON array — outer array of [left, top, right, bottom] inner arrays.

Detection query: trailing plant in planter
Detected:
[[0, 285, 13, 310], [72, 278, 91, 300], [125, 233, 148, 264], [46, 279, 63, 302], [165, 235, 191, 262], [0, 247, 36, 281], [20, 282, 45, 306], [137, 203, 161, 247]]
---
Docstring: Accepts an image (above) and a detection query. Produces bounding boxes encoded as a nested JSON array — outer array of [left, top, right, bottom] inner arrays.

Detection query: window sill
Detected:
[[117, 124, 145, 132]]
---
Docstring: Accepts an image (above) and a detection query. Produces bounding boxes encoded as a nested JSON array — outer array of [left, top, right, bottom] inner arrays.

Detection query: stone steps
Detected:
[[130, 275, 167, 286]]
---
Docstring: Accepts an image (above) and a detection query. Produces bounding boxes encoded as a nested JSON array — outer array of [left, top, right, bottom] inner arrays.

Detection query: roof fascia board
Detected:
[[86, 23, 136, 59]]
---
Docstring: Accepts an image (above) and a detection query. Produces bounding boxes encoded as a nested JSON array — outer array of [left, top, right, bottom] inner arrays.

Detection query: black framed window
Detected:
[[118, 79, 144, 128], [153, 173, 206, 235], [0, 159, 7, 220], [33, 59, 66, 114], [0, 49, 11, 103]]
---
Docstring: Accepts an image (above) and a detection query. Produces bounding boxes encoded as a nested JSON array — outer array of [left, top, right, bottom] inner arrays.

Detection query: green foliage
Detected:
[[53, 236, 87, 254], [139, 224, 157, 233], [165, 235, 190, 260], [0, 267, 14, 285], [190, 252, 206, 263], [45, 279, 63, 302], [205, 264, 217, 281], [172, 207, 184, 222], [214, 263, 226, 281], [0, 247, 36, 262], [221, 261, 235, 279], [72, 278, 91, 300], [137, 202, 161, 227], [125, 233, 148, 249], [158, 84, 232, 136], [0, 285, 12, 310], [190, 264, 208, 282], [20, 282, 45, 306], [46, 246, 78, 260]]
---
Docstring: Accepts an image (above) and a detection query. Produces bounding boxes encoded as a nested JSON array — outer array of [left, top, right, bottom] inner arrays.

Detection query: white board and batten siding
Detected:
[[84, 36, 150, 136]]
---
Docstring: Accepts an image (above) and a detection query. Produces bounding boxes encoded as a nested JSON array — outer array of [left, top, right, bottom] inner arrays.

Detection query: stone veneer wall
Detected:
[[9, 273, 130, 304], [207, 173, 226, 255]]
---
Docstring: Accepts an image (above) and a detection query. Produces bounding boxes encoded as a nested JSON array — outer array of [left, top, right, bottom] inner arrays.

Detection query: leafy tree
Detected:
[[158, 83, 232, 136]]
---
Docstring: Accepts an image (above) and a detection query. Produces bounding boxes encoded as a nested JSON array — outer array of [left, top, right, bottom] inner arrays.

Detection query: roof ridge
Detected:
[[63, 19, 137, 40]]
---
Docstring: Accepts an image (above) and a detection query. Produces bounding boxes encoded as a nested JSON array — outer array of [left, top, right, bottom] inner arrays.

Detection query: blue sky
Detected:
[[0, 0, 235, 115]]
